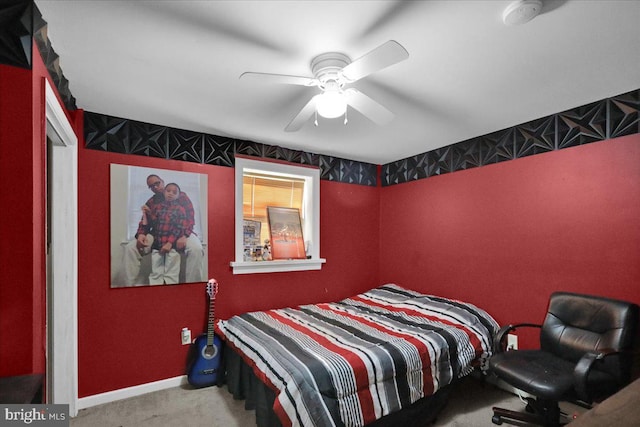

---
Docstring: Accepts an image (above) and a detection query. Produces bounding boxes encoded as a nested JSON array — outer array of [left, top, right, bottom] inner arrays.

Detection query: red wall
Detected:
[[380, 134, 640, 347], [0, 64, 37, 376], [77, 147, 380, 397], [0, 42, 79, 376]]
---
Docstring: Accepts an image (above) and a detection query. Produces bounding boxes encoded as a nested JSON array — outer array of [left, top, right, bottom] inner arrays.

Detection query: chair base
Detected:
[[492, 397, 568, 427]]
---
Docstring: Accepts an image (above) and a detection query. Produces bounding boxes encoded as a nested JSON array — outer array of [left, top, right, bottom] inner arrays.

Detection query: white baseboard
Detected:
[[75, 375, 188, 412]]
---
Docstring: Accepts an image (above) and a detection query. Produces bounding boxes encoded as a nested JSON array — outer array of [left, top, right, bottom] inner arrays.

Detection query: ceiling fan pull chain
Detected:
[[314, 110, 318, 127], [344, 108, 348, 125]]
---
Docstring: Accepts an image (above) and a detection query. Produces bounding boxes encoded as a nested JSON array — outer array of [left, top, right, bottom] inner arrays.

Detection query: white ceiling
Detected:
[[35, 0, 640, 165]]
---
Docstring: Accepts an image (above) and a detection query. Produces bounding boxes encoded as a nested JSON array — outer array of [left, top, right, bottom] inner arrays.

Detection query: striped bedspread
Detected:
[[215, 284, 499, 427]]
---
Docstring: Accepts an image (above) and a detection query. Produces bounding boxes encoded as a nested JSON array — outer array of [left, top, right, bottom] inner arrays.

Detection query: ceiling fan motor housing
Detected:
[[311, 52, 351, 88]]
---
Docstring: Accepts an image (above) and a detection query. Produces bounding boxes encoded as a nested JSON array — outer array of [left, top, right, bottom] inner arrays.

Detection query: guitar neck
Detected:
[[206, 295, 216, 346]]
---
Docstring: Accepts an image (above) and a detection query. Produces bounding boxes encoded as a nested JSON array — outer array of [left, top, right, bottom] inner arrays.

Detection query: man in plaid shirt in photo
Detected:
[[118, 174, 205, 286]]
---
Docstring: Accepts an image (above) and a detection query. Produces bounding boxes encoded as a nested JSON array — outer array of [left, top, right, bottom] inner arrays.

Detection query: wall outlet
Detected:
[[181, 328, 191, 345], [507, 333, 518, 351]]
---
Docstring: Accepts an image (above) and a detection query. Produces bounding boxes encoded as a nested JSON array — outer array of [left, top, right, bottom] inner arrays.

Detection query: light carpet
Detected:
[[70, 376, 587, 427]]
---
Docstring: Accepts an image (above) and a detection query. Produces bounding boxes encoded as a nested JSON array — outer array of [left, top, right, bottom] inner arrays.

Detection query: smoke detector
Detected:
[[502, 0, 543, 26]]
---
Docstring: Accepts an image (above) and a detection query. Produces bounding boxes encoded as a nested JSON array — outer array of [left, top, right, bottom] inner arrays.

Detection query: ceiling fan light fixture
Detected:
[[316, 91, 347, 119]]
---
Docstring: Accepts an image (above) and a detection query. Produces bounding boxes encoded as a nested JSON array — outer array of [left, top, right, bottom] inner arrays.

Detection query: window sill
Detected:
[[230, 258, 326, 275]]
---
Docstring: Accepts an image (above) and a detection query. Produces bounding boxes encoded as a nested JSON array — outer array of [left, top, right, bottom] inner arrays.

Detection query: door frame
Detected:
[[45, 78, 78, 417]]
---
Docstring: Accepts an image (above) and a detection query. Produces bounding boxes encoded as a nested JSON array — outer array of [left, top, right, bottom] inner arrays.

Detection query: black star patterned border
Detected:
[[381, 89, 639, 186], [83, 111, 379, 186]]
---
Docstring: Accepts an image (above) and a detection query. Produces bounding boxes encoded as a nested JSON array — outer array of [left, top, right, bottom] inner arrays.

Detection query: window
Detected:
[[243, 173, 305, 245], [231, 157, 325, 274]]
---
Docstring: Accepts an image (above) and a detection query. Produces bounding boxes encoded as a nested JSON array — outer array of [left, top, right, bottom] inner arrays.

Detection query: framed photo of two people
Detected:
[[110, 164, 208, 288]]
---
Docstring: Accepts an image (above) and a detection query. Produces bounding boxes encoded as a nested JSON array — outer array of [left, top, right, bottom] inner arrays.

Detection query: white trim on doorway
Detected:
[[45, 78, 79, 417]]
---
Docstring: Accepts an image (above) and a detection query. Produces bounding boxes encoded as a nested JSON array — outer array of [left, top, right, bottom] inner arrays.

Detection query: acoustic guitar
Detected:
[[187, 278, 222, 388]]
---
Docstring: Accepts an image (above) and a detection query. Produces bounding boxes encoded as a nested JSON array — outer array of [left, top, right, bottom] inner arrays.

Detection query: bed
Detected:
[[215, 283, 500, 427]]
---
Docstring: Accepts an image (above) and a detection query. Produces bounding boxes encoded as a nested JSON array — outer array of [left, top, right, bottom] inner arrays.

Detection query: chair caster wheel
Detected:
[[492, 415, 503, 425]]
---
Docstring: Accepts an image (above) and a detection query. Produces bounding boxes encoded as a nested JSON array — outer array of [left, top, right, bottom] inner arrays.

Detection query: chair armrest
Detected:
[[493, 323, 541, 354], [573, 348, 618, 403]]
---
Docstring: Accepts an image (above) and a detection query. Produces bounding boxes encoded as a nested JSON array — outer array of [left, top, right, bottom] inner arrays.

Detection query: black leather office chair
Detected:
[[489, 291, 639, 427]]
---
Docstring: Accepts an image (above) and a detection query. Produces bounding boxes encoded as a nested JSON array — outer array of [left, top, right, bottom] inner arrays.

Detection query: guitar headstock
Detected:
[[206, 278, 219, 299]]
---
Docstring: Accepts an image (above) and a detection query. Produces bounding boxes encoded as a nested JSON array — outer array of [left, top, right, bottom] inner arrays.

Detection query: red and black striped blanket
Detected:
[[215, 284, 499, 427]]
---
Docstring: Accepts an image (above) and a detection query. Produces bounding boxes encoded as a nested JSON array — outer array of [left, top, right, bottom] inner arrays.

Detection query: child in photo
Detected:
[[140, 183, 187, 284]]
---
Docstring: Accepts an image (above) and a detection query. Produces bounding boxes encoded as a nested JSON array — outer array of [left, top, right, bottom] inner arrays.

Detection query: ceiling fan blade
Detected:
[[124, 2, 291, 55], [345, 89, 394, 125], [285, 95, 319, 132], [341, 40, 409, 82], [358, 2, 424, 38], [240, 72, 317, 86]]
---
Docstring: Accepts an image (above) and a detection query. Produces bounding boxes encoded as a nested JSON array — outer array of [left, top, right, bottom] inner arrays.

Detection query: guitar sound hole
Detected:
[[202, 345, 218, 360]]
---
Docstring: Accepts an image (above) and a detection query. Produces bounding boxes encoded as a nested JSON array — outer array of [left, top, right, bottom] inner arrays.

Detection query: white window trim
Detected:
[[231, 157, 325, 274]]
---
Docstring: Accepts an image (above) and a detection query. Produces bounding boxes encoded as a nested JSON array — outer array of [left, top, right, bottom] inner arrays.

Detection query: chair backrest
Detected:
[[540, 291, 639, 384]]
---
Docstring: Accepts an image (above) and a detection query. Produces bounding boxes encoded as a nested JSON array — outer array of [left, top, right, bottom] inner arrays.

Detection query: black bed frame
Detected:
[[218, 344, 455, 427]]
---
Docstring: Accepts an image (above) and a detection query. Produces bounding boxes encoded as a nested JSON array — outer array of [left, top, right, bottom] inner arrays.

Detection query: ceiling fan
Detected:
[[239, 40, 409, 132]]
